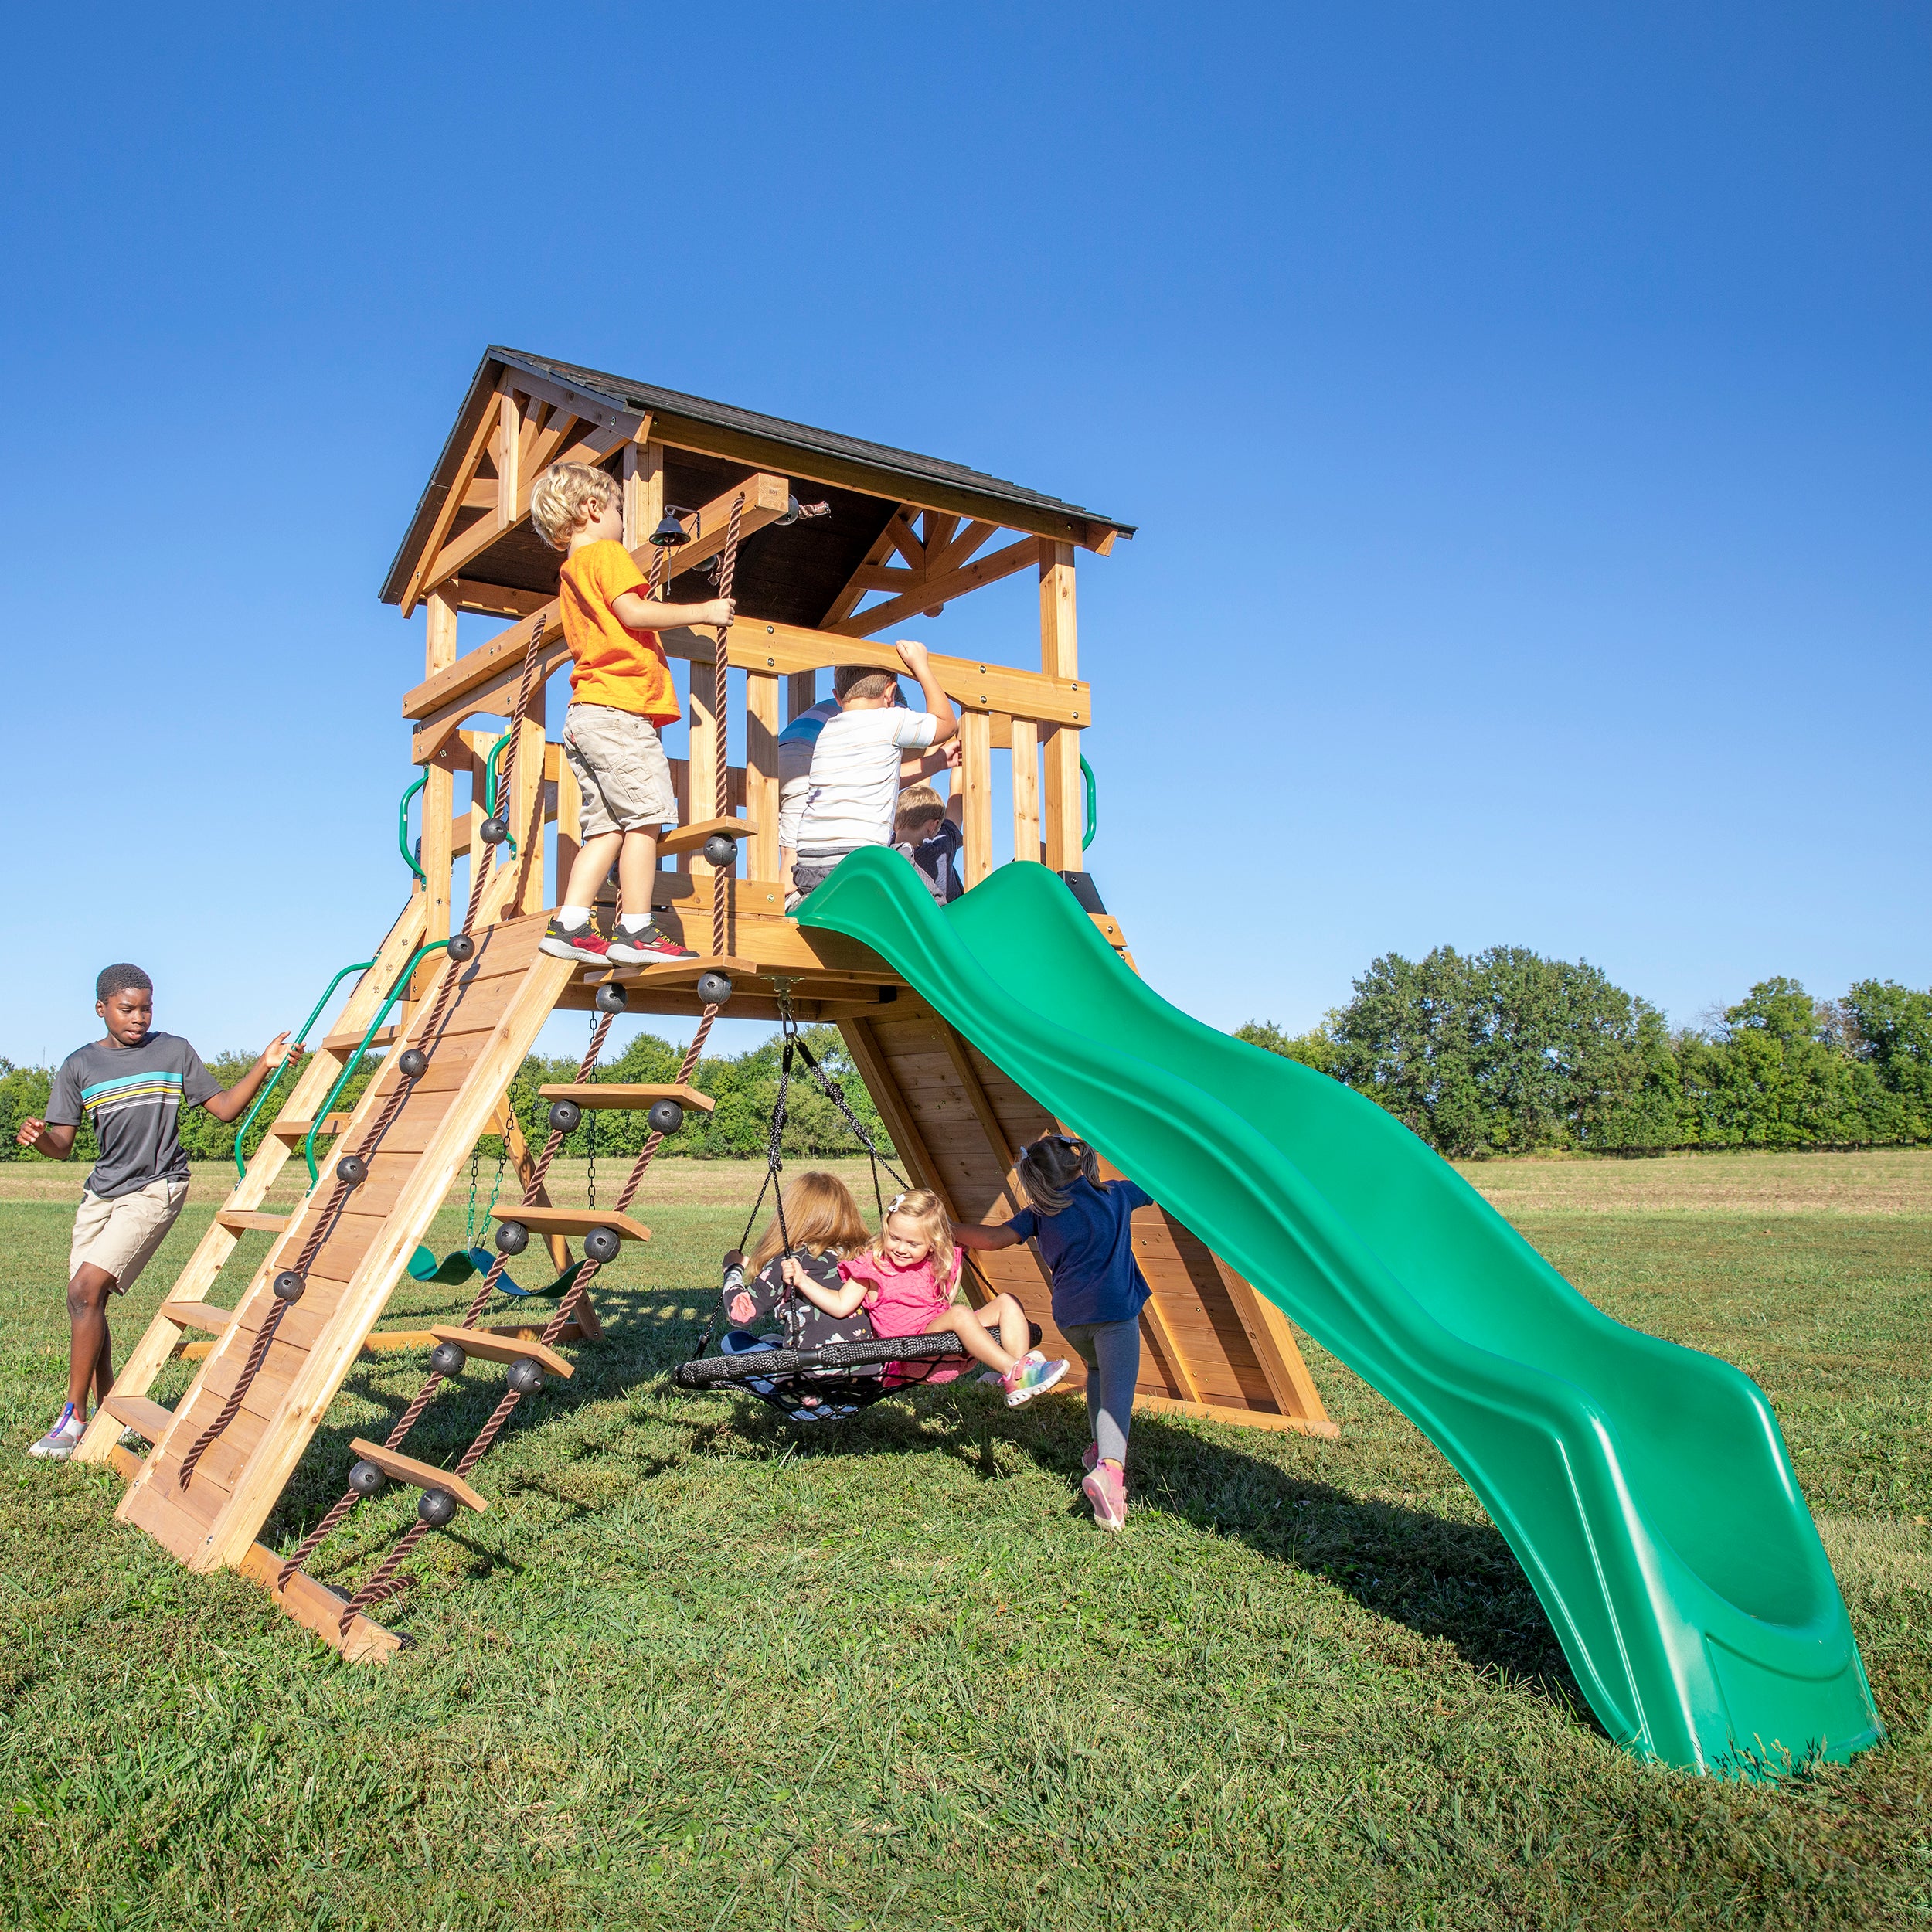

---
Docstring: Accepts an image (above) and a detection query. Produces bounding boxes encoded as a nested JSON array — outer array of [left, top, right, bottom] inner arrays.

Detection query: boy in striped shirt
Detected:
[[16, 964, 301, 1460]]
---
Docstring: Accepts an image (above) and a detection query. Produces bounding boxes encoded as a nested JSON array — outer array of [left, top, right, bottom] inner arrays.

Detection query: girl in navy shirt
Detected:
[[953, 1134, 1151, 1531]]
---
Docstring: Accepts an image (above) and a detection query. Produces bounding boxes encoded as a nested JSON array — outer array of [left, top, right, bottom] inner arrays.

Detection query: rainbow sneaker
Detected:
[[1002, 1349, 1069, 1407]]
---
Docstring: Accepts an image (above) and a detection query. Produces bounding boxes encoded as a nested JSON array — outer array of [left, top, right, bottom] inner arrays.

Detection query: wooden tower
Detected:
[[77, 349, 1330, 1659]]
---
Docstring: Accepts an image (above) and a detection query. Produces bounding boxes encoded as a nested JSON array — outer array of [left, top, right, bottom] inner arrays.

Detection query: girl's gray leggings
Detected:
[[1060, 1318, 1140, 1467]]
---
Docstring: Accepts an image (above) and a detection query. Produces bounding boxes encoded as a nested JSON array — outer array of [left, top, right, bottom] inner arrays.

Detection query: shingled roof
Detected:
[[379, 347, 1134, 617]]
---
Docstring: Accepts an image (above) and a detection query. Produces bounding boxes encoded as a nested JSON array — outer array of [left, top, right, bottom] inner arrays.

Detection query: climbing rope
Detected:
[[182, 600, 552, 1491], [710, 493, 745, 961], [329, 1001, 724, 1631]]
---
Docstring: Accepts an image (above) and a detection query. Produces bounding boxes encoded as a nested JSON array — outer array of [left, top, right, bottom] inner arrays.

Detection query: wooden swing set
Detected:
[[73, 348, 1332, 1660]]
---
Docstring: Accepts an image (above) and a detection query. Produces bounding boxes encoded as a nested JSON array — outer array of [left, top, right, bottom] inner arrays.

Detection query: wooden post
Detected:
[[746, 671, 780, 883], [1010, 717, 1039, 867], [1039, 542, 1081, 870], [786, 670, 816, 721], [959, 709, 992, 887], [621, 440, 663, 549], [495, 391, 520, 534], [555, 729, 582, 896], [509, 684, 546, 916], [689, 648, 720, 877], [416, 592, 458, 995]]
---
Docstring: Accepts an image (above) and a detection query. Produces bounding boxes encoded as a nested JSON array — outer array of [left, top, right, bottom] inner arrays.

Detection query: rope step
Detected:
[[346, 1439, 489, 1515], [490, 1205, 650, 1244], [424, 1325, 573, 1379], [536, 1082, 714, 1114], [101, 1393, 177, 1443], [656, 815, 757, 860]]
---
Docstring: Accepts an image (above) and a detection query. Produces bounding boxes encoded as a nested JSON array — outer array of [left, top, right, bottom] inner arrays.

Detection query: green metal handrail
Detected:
[[232, 958, 378, 1179], [482, 732, 517, 855], [1080, 755, 1097, 852], [303, 940, 451, 1184], [398, 774, 427, 882]]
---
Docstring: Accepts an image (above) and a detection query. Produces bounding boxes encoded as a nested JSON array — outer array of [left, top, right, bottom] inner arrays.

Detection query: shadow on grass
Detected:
[[251, 1289, 1587, 1728]]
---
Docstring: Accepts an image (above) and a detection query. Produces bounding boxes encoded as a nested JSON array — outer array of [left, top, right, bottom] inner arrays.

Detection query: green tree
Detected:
[[1843, 978, 1932, 1138]]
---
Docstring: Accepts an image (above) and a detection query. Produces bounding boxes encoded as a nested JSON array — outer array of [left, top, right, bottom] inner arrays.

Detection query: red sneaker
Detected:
[[539, 918, 611, 964], [607, 922, 698, 964]]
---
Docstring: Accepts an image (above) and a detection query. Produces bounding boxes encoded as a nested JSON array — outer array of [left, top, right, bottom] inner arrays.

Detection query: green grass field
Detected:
[[3, 1151, 1929, 1928]]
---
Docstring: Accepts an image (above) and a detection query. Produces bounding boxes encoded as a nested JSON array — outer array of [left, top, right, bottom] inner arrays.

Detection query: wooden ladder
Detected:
[[72, 893, 429, 1468], [108, 908, 580, 1574]]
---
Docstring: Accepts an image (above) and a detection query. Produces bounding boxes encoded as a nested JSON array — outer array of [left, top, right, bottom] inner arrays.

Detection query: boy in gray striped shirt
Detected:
[[17, 964, 299, 1460]]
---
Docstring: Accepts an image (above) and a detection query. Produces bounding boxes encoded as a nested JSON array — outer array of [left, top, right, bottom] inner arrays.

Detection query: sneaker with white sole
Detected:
[[538, 917, 611, 964], [606, 921, 698, 964], [28, 1404, 85, 1460], [1002, 1349, 1069, 1407], [1082, 1458, 1128, 1531]]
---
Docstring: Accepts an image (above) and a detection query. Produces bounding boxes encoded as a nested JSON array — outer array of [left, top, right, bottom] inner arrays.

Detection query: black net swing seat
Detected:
[[668, 1001, 1033, 1427]]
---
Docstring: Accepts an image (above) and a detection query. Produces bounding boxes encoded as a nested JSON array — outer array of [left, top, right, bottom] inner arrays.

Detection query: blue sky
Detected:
[[2, 4, 1925, 1067]]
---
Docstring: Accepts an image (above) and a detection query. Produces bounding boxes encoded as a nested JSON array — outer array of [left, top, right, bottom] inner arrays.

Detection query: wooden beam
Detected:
[[647, 410, 1121, 553], [958, 710, 992, 887], [420, 592, 458, 970], [537, 1082, 716, 1113], [1213, 1260, 1334, 1434], [236, 1542, 402, 1664], [934, 1026, 1025, 1216], [745, 671, 781, 886], [401, 399, 508, 617], [827, 536, 1041, 638], [1039, 542, 1082, 870], [1132, 1393, 1338, 1438], [821, 509, 910, 628], [405, 617, 1089, 748], [1010, 717, 1039, 866], [495, 390, 520, 534], [928, 518, 998, 576]]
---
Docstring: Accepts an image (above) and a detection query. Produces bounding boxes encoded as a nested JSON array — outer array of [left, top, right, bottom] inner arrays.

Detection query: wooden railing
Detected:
[[406, 544, 1085, 945]]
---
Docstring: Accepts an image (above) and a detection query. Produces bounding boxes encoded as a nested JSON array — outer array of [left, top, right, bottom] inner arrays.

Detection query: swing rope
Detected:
[[709, 495, 744, 962]]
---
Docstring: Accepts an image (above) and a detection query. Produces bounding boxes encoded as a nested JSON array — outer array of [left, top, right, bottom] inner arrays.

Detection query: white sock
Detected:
[[617, 913, 652, 934], [556, 905, 593, 930]]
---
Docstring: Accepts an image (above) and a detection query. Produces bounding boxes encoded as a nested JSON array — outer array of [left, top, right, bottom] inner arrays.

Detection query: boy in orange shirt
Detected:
[[529, 462, 735, 963]]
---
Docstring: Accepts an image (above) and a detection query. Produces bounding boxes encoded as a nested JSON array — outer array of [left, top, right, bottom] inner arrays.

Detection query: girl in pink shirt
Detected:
[[784, 1189, 1068, 1406]]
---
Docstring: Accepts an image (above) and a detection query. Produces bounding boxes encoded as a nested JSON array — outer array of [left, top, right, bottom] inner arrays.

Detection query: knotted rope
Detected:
[[710, 493, 745, 961]]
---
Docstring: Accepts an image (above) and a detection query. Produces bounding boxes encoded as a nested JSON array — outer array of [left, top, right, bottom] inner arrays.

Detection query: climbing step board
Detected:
[[116, 910, 579, 1573], [837, 996, 1332, 1434]]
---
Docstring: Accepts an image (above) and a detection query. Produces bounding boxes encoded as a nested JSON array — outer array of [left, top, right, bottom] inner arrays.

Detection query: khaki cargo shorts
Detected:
[[562, 703, 677, 838], [70, 1175, 189, 1291]]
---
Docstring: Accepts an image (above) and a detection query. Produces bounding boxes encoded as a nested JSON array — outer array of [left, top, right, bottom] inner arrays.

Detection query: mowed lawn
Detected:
[[2, 1150, 1930, 1929]]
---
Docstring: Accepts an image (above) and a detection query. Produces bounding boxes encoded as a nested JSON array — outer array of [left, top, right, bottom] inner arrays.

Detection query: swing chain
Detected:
[[464, 1147, 480, 1249]]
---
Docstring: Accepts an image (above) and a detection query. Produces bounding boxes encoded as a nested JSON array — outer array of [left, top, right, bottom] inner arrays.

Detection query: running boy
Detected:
[[528, 461, 736, 965], [18, 964, 302, 1461], [790, 643, 958, 907]]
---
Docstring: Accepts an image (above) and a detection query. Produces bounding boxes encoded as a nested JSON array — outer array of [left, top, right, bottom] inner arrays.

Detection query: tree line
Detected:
[[0, 1025, 895, 1172], [1236, 949, 1932, 1158]]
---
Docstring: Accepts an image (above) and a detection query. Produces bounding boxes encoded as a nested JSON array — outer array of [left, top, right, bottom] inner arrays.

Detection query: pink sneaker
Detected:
[[1082, 1459, 1127, 1531]]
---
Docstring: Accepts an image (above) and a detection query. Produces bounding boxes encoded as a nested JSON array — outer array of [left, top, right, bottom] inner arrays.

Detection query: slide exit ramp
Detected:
[[800, 850, 1882, 1777]]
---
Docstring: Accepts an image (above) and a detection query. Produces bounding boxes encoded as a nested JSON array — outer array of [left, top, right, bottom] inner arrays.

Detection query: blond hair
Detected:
[[530, 461, 619, 551], [895, 784, 945, 836], [1015, 1134, 1100, 1216], [870, 1187, 957, 1285], [748, 1170, 871, 1270]]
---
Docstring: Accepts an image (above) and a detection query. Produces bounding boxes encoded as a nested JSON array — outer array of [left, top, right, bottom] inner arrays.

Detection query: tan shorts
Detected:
[[70, 1176, 189, 1291], [562, 703, 677, 838]]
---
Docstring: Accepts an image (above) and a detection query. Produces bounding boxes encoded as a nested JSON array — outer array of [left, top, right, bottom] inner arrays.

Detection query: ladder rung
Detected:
[[347, 1439, 488, 1513], [536, 1083, 715, 1114], [321, 1022, 400, 1053], [427, 1325, 573, 1378], [270, 1114, 351, 1140], [160, 1300, 233, 1335], [103, 1393, 176, 1443], [217, 1210, 289, 1235]]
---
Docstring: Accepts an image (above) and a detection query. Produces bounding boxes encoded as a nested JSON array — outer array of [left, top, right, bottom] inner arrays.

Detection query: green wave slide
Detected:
[[800, 849, 1883, 1777]]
